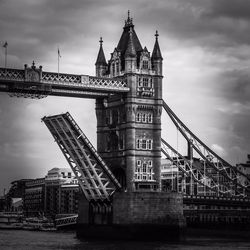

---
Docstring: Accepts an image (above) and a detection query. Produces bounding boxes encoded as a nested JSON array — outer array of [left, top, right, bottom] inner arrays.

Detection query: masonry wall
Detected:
[[113, 191, 185, 226]]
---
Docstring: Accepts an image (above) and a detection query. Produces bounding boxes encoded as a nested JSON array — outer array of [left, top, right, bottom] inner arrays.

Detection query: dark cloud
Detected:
[[212, 69, 250, 110], [139, 0, 250, 49], [207, 0, 250, 20]]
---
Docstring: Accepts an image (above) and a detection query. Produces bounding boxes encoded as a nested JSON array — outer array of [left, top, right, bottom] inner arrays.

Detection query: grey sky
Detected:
[[0, 0, 250, 193]]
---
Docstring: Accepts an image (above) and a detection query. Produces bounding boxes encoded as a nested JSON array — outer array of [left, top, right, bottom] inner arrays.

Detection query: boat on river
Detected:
[[0, 212, 23, 229]]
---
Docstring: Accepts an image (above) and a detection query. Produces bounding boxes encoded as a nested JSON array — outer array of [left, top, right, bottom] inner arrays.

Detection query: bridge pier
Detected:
[[77, 191, 186, 240]]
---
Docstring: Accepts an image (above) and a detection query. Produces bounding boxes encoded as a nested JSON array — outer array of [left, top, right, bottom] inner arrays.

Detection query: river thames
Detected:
[[1, 230, 250, 250]]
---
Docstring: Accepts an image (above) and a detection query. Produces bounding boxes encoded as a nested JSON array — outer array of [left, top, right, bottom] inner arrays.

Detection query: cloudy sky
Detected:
[[0, 0, 250, 193]]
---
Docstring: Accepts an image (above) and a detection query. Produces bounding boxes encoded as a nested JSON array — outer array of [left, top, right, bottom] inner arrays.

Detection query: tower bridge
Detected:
[[1, 13, 250, 239]]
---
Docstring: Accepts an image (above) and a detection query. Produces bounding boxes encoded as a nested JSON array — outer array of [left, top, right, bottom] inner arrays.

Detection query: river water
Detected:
[[1, 230, 250, 250]]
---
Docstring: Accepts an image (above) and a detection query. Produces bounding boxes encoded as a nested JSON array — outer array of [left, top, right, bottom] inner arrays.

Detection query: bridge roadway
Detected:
[[0, 66, 129, 99], [184, 195, 250, 208]]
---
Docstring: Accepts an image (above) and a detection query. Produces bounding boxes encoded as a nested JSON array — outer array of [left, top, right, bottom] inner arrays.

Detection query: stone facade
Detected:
[[113, 192, 184, 225], [95, 14, 163, 192], [77, 191, 186, 240], [77, 14, 185, 240]]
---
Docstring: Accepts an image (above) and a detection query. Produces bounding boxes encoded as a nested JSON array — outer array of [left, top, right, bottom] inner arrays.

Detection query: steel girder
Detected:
[[161, 138, 235, 197], [162, 100, 249, 197], [55, 215, 78, 228], [42, 112, 121, 202]]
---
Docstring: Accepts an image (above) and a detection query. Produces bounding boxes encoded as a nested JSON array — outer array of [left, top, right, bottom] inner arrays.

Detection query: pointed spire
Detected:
[[124, 10, 133, 28], [95, 37, 107, 65], [125, 28, 136, 58], [152, 30, 163, 60]]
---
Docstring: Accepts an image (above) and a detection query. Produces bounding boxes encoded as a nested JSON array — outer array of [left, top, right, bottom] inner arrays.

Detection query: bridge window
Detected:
[[136, 139, 153, 150], [138, 77, 142, 87], [141, 139, 147, 149], [136, 113, 141, 122], [148, 113, 153, 123], [143, 78, 149, 87], [137, 77, 153, 88], [116, 61, 119, 74], [136, 139, 140, 149], [135, 160, 154, 181], [146, 140, 152, 150], [136, 112, 153, 123], [112, 63, 115, 76], [142, 60, 149, 69]]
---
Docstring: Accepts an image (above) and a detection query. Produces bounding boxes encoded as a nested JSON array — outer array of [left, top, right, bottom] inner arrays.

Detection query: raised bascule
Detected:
[[1, 13, 250, 239]]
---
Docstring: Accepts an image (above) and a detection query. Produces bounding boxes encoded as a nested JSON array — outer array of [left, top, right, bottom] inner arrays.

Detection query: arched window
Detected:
[[146, 140, 152, 150], [148, 113, 153, 123], [138, 77, 142, 87], [142, 60, 148, 69], [141, 139, 147, 149], [143, 78, 149, 87], [136, 139, 140, 149], [136, 138, 153, 150], [112, 63, 115, 76], [116, 61, 119, 74], [136, 113, 141, 122]]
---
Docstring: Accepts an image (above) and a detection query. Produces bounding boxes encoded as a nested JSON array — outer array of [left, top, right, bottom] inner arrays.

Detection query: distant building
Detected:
[[10, 198, 23, 212], [44, 168, 79, 217], [4, 168, 80, 217], [24, 178, 45, 217], [6, 179, 32, 211], [60, 182, 79, 215]]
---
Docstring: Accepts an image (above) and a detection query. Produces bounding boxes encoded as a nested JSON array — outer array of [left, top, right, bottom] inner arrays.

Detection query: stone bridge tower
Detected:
[[95, 13, 163, 192]]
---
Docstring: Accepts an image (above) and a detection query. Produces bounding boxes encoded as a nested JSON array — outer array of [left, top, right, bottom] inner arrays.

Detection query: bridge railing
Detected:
[[184, 194, 250, 202], [0, 68, 25, 81], [55, 214, 78, 228]]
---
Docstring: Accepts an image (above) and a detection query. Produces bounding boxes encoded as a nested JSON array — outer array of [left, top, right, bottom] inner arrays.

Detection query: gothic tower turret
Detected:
[[96, 13, 163, 192], [95, 37, 107, 77], [151, 31, 163, 76], [124, 28, 137, 73]]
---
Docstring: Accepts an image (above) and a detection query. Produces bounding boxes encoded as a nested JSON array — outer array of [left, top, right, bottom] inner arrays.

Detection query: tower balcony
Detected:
[[137, 86, 154, 97]]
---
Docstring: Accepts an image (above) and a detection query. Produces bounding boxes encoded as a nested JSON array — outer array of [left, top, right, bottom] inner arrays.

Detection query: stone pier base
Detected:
[[77, 191, 186, 240]]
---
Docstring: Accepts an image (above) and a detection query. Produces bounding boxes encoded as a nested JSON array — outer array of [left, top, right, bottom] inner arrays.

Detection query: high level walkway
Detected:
[[0, 65, 129, 99]]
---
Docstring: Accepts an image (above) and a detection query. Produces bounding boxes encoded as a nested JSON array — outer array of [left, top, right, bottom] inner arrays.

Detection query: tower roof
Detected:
[[152, 31, 163, 60], [116, 12, 143, 69], [95, 37, 107, 66], [125, 28, 136, 58]]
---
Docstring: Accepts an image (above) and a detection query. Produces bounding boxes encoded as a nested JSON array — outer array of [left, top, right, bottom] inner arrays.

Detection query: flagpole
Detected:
[[57, 47, 60, 79], [5, 44, 7, 68], [3, 42, 8, 69]]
